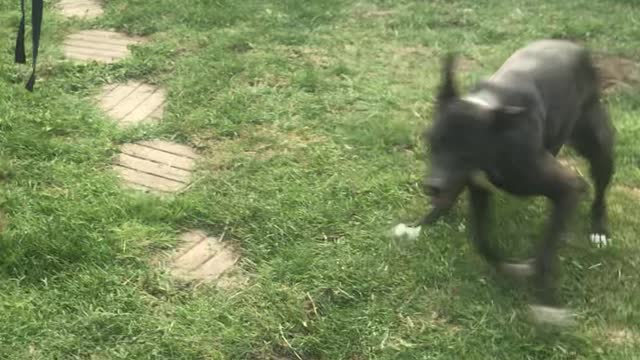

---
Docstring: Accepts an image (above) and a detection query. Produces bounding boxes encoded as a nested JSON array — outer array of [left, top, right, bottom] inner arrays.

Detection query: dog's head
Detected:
[[424, 54, 525, 207]]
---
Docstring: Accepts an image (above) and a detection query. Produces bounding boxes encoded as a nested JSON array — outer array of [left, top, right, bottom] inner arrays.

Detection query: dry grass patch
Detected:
[[616, 185, 640, 200], [351, 2, 396, 18], [277, 45, 334, 68], [194, 125, 328, 171], [593, 54, 640, 93]]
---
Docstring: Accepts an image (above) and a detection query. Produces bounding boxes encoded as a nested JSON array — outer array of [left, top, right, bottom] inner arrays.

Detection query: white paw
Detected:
[[590, 233, 611, 248], [391, 223, 422, 241], [529, 305, 576, 326]]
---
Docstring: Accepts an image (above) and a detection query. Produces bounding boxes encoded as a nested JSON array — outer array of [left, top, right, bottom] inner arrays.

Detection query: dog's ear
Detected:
[[491, 106, 526, 131], [438, 53, 457, 102]]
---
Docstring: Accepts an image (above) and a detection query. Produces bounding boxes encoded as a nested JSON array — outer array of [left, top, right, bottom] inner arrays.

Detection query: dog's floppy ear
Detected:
[[438, 53, 457, 102], [491, 105, 526, 131]]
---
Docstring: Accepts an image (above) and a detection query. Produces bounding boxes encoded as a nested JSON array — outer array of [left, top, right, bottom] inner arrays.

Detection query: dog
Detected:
[[401, 40, 615, 325]]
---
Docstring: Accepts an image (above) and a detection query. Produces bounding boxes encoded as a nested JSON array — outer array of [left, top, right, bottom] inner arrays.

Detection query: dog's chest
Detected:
[[479, 156, 536, 195]]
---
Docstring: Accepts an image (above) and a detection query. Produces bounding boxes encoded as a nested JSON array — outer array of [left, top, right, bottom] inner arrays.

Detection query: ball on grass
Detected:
[[391, 223, 422, 241]]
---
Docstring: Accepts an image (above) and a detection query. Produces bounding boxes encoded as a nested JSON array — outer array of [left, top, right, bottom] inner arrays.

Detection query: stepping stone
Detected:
[[56, 0, 104, 19], [63, 30, 145, 63], [99, 82, 166, 126], [114, 140, 198, 193], [169, 230, 240, 284]]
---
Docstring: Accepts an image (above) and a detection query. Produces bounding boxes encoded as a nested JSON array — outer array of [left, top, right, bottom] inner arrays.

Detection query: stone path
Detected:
[[169, 230, 240, 283], [114, 140, 198, 193], [55, 0, 243, 286], [56, 0, 103, 19], [63, 30, 144, 63], [99, 82, 166, 127]]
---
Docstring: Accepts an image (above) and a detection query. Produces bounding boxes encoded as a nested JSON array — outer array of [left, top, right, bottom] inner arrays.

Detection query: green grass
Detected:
[[1, 0, 640, 358]]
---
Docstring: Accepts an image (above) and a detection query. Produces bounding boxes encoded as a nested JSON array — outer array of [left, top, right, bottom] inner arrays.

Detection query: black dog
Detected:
[[416, 40, 615, 324]]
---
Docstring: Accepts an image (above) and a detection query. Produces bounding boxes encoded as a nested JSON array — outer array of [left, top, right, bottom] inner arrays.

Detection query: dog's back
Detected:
[[470, 40, 601, 153]]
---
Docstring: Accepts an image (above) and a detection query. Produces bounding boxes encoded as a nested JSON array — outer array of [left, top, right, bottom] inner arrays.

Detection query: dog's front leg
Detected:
[[468, 185, 501, 266], [393, 184, 463, 242], [413, 181, 466, 227], [392, 199, 452, 243], [414, 206, 448, 227], [528, 154, 587, 325]]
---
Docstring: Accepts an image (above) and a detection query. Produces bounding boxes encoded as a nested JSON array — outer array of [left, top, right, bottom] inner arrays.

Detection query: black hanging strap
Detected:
[[14, 0, 26, 64], [15, 0, 44, 91]]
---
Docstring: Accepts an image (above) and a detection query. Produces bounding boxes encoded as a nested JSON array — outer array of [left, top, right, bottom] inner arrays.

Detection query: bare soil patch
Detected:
[[593, 54, 640, 93], [194, 125, 328, 171], [351, 3, 396, 18]]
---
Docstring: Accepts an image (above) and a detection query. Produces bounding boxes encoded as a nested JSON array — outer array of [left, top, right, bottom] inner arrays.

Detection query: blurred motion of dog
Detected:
[[396, 40, 615, 326]]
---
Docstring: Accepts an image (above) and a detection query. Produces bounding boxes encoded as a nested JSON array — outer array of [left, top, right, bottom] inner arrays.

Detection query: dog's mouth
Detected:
[[424, 173, 467, 209], [425, 180, 465, 209]]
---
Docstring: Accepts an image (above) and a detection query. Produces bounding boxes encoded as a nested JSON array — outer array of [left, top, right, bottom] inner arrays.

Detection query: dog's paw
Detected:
[[528, 305, 576, 327], [590, 233, 611, 248], [500, 260, 536, 277], [391, 223, 422, 241]]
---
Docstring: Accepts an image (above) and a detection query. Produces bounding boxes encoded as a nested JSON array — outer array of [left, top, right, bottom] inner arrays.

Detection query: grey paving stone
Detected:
[[98, 82, 166, 126], [63, 30, 145, 63], [56, 0, 104, 19], [170, 230, 240, 283], [114, 140, 198, 193]]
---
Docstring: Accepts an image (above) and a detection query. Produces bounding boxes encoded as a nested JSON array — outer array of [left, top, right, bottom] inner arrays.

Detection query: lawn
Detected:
[[1, 0, 640, 358]]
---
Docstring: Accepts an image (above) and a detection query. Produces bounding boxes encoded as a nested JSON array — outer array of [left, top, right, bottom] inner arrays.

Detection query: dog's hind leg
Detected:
[[570, 101, 615, 247]]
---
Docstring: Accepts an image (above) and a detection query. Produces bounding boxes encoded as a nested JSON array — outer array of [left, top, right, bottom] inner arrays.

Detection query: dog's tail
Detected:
[[439, 53, 457, 100]]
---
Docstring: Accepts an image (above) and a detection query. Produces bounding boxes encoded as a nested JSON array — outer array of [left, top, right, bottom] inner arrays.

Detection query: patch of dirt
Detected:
[[194, 125, 328, 171], [383, 44, 433, 81], [390, 44, 431, 61], [589, 327, 640, 346], [277, 45, 333, 68], [617, 185, 640, 200], [215, 268, 250, 290], [593, 54, 640, 93], [430, 311, 462, 334], [608, 328, 639, 345], [456, 56, 480, 72], [351, 3, 396, 18], [152, 32, 206, 56], [384, 45, 479, 82], [363, 10, 395, 18], [241, 72, 290, 90]]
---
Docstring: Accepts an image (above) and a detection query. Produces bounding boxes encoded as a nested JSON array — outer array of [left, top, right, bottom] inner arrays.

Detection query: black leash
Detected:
[[15, 0, 44, 91]]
